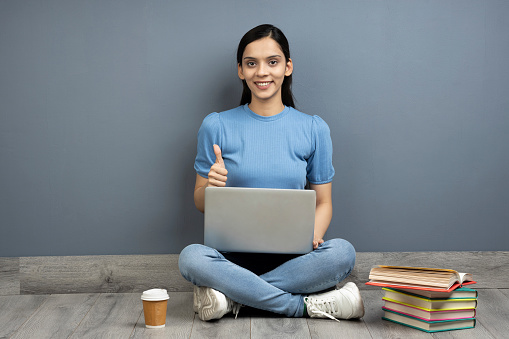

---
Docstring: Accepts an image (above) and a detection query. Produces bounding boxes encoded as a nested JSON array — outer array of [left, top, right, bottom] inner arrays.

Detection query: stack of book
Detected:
[[366, 266, 478, 333]]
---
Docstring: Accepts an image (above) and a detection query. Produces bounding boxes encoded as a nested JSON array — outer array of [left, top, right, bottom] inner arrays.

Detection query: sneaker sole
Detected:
[[197, 286, 222, 321], [193, 285, 200, 313]]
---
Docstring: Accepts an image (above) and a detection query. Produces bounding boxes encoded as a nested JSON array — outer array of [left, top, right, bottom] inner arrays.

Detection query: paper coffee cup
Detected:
[[141, 289, 169, 328]]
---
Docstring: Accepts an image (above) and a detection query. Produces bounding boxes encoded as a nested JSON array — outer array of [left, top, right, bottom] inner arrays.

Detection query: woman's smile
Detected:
[[255, 81, 273, 89]]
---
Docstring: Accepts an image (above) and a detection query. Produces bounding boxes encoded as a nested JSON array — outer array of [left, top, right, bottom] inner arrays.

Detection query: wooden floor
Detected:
[[1, 289, 508, 338]]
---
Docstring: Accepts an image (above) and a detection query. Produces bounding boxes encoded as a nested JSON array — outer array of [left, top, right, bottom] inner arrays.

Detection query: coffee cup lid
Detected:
[[141, 288, 169, 301]]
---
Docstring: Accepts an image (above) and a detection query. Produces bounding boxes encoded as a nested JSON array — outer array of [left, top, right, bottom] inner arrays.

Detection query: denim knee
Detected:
[[325, 238, 356, 279], [178, 243, 207, 281]]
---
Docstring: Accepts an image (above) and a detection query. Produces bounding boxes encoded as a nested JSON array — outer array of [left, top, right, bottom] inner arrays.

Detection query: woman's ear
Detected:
[[285, 58, 293, 77], [238, 63, 245, 80]]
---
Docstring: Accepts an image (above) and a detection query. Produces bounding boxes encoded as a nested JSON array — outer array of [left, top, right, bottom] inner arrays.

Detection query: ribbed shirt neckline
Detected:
[[242, 103, 290, 122]]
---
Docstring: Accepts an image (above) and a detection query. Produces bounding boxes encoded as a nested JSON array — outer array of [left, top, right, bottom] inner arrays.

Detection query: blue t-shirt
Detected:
[[194, 104, 334, 189]]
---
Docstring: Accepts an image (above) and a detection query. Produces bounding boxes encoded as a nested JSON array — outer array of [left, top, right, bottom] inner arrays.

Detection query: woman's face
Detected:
[[238, 37, 293, 105]]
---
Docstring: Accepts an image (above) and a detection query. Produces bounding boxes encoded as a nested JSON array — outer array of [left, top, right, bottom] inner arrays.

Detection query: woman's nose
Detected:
[[256, 64, 269, 76]]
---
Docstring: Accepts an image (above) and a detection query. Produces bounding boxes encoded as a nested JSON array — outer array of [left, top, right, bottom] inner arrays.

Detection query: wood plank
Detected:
[[251, 317, 310, 339], [130, 292, 195, 338], [10, 293, 99, 339], [307, 289, 374, 338], [346, 251, 509, 289], [361, 289, 433, 338], [20, 254, 192, 294], [431, 323, 494, 338], [472, 289, 509, 339], [12, 251, 509, 295], [190, 315, 250, 339], [499, 288, 509, 299], [0, 294, 48, 338], [3, 289, 509, 339], [69, 293, 142, 338], [0, 257, 20, 295]]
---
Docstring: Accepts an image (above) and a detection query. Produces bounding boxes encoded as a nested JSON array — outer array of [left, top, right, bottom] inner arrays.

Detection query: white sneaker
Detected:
[[193, 285, 241, 321], [193, 285, 201, 313], [304, 282, 365, 321]]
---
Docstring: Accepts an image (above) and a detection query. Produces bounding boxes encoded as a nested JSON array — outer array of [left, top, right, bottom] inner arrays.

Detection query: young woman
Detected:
[[178, 24, 364, 321]]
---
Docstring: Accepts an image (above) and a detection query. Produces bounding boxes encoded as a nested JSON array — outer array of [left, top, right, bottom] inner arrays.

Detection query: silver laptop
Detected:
[[204, 187, 316, 254]]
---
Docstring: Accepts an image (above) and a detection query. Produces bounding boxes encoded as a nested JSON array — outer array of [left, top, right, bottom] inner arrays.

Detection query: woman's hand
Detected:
[[207, 145, 228, 187], [313, 238, 324, 250], [194, 145, 227, 212]]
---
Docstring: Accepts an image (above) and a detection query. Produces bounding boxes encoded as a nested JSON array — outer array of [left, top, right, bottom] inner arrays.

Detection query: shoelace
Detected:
[[304, 287, 358, 322], [304, 297, 341, 322], [228, 299, 242, 319]]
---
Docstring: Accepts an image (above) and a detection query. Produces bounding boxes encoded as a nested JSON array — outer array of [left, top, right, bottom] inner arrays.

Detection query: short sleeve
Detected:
[[194, 113, 222, 178], [306, 115, 335, 184]]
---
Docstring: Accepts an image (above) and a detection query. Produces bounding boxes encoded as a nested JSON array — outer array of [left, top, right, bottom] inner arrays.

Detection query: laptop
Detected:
[[204, 187, 316, 254]]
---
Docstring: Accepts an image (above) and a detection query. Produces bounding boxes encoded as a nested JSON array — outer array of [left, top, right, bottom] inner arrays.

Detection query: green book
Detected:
[[383, 309, 476, 333]]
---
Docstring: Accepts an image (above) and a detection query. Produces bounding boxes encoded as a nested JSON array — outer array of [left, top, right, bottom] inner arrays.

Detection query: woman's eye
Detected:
[[247, 62, 256, 67], [269, 60, 278, 65]]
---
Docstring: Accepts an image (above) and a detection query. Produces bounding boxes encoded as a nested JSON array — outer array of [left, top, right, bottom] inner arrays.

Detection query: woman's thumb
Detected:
[[213, 144, 224, 165]]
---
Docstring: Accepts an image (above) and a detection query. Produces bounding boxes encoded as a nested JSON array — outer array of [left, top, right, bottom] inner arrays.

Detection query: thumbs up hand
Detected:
[[207, 144, 228, 187], [213, 144, 224, 167]]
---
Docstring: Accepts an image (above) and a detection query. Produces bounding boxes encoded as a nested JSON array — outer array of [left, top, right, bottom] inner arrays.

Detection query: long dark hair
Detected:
[[237, 24, 296, 108]]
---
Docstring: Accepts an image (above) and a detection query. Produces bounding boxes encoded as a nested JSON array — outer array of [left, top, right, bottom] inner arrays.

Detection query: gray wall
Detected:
[[1, 0, 508, 256]]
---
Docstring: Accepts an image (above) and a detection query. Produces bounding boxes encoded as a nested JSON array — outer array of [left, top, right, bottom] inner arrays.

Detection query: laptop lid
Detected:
[[204, 187, 316, 254]]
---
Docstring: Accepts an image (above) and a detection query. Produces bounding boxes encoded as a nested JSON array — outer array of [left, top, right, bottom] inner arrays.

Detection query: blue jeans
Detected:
[[178, 238, 356, 317]]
